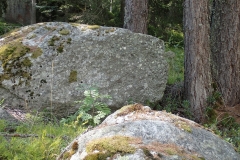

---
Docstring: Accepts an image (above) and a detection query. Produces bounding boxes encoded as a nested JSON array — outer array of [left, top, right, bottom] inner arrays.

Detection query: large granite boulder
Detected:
[[0, 22, 167, 117], [57, 104, 240, 160]]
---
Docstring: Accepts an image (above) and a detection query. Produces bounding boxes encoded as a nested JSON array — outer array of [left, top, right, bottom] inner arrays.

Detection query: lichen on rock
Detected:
[[84, 135, 139, 160]]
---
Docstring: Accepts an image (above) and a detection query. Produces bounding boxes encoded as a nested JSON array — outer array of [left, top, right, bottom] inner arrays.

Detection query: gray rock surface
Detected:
[[0, 108, 18, 124], [0, 22, 167, 117], [57, 104, 240, 160]]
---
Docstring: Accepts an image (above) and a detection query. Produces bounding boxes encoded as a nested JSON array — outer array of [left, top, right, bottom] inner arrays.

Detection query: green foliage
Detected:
[[207, 91, 222, 106], [35, 0, 184, 44], [165, 29, 184, 48], [0, 19, 21, 36], [166, 47, 184, 85], [204, 115, 240, 153], [0, 117, 85, 160], [0, 0, 7, 17], [61, 86, 111, 127], [0, 120, 7, 132], [148, 0, 183, 47], [204, 92, 240, 153]]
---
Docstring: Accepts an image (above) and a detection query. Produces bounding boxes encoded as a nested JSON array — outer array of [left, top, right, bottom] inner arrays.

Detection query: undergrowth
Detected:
[[166, 47, 184, 85], [204, 91, 240, 152], [0, 117, 85, 160], [161, 45, 240, 153], [61, 85, 111, 127], [0, 18, 21, 36]]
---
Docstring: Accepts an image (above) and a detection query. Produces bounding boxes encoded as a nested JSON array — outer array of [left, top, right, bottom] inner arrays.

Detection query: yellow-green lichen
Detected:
[[143, 142, 204, 160], [87, 25, 100, 30], [0, 40, 32, 85], [57, 44, 64, 53], [70, 23, 80, 27], [48, 36, 60, 46], [63, 141, 79, 159], [105, 28, 116, 33], [27, 34, 37, 39], [22, 57, 32, 67], [84, 135, 138, 160], [59, 29, 70, 35], [44, 26, 56, 31], [116, 103, 144, 117], [175, 121, 192, 133], [31, 48, 42, 58], [67, 38, 72, 44], [69, 70, 77, 83]]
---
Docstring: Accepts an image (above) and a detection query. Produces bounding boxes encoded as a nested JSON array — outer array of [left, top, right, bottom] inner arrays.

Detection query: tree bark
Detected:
[[31, 0, 36, 24], [124, 0, 148, 34], [210, 0, 240, 107], [184, 0, 212, 122]]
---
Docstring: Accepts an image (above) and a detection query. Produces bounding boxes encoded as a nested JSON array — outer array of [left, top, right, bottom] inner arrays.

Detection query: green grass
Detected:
[[166, 47, 184, 85], [0, 119, 85, 160]]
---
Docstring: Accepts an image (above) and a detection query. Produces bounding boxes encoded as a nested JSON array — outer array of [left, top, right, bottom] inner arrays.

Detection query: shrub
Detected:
[[61, 86, 111, 127]]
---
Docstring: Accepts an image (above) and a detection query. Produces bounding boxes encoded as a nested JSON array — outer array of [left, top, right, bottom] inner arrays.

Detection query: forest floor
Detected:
[[214, 104, 240, 124]]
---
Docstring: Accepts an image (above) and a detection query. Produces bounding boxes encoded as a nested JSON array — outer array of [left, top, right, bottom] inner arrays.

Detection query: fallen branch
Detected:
[[0, 133, 70, 140]]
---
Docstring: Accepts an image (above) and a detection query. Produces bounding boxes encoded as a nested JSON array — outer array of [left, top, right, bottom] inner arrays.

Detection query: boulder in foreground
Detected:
[[57, 104, 240, 160]]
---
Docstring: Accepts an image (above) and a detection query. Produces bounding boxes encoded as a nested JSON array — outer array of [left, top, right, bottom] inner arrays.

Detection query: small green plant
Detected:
[[207, 91, 222, 106], [204, 115, 240, 153], [0, 98, 4, 108], [181, 100, 193, 119], [61, 86, 111, 127]]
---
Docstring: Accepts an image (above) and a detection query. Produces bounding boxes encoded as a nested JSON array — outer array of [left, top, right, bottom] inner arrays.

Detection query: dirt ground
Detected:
[[214, 104, 240, 124]]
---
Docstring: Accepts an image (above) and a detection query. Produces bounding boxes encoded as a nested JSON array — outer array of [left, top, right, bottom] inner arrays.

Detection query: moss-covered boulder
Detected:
[[57, 104, 240, 160], [0, 22, 167, 118]]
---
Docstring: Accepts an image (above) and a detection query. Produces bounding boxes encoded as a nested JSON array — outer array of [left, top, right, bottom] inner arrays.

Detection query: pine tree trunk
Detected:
[[31, 0, 36, 24], [184, 0, 212, 122], [124, 0, 148, 34], [210, 0, 240, 107]]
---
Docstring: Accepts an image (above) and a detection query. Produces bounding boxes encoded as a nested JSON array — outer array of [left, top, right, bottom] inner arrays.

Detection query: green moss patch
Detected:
[[142, 142, 204, 160], [22, 57, 32, 67], [117, 103, 144, 117], [70, 23, 80, 27], [87, 25, 100, 30], [59, 29, 70, 35], [57, 44, 64, 53], [69, 70, 77, 83], [174, 120, 192, 133], [48, 36, 60, 46], [84, 135, 139, 160], [31, 48, 42, 58], [0, 40, 39, 85], [67, 38, 72, 44]]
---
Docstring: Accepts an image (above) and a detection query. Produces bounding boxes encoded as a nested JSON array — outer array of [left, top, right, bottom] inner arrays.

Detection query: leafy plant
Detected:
[[0, 98, 4, 108], [61, 86, 111, 127]]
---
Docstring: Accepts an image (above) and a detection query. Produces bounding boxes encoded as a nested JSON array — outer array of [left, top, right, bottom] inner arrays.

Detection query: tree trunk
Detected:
[[210, 0, 240, 107], [31, 0, 36, 24], [184, 0, 212, 122], [124, 0, 148, 34]]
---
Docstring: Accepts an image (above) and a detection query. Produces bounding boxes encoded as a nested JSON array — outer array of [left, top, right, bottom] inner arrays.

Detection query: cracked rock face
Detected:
[[58, 104, 240, 160], [0, 22, 167, 117]]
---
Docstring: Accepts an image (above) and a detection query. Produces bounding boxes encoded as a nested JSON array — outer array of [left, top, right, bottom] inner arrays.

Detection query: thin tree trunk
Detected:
[[210, 0, 240, 107], [31, 0, 36, 24], [124, 0, 148, 34], [184, 0, 212, 122]]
